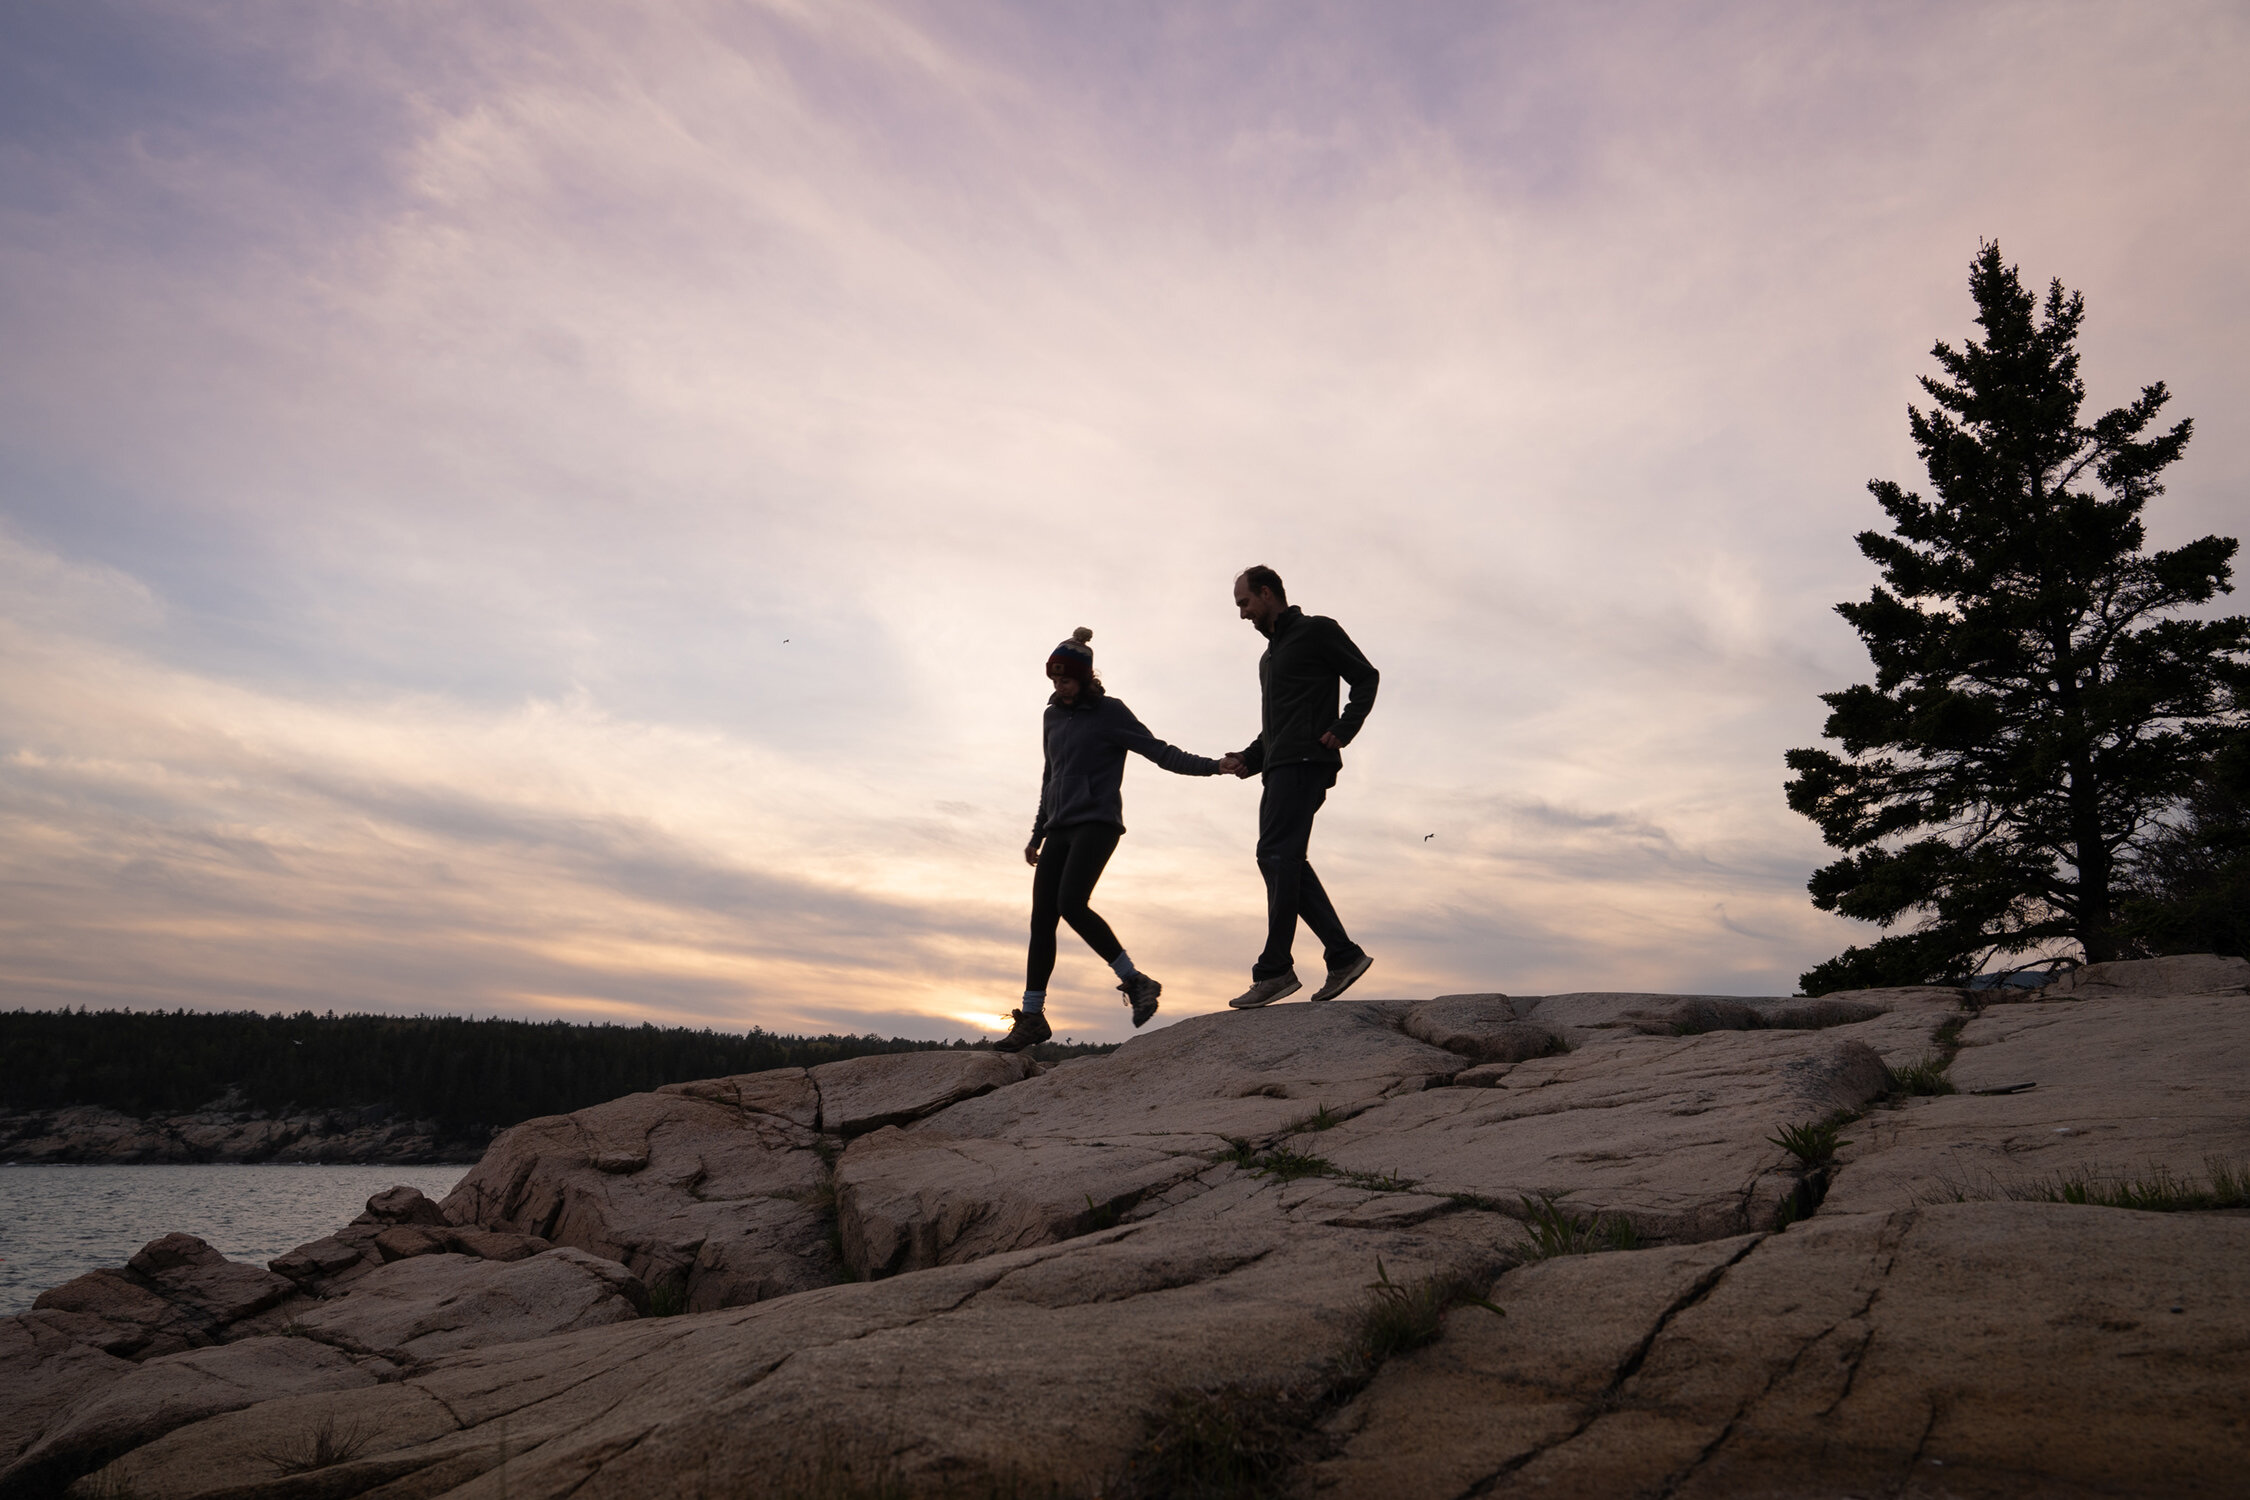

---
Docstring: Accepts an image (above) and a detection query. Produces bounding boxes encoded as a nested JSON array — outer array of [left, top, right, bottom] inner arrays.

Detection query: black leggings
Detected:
[[1027, 823, 1124, 991]]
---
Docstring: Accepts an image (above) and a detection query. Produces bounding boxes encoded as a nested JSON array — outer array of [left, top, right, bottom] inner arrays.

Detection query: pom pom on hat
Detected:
[[1072, 627, 1092, 645], [1051, 626, 1095, 661]]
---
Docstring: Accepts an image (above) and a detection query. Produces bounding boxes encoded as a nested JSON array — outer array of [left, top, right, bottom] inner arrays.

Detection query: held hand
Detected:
[[1318, 731, 1341, 750], [1218, 752, 1243, 776], [1023, 841, 1041, 867]]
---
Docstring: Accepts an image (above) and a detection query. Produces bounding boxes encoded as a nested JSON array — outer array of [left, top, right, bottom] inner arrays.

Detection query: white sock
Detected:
[[1021, 991, 1046, 1014], [1109, 951, 1139, 982]]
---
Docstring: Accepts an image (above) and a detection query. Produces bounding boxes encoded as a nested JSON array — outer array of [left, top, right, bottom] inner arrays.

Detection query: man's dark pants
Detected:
[[1253, 764, 1364, 981]]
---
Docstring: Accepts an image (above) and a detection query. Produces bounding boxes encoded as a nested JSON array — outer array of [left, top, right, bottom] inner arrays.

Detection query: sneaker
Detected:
[[1308, 953, 1374, 1003], [1119, 972, 1162, 1028], [1227, 973, 1302, 1009], [993, 1009, 1052, 1053]]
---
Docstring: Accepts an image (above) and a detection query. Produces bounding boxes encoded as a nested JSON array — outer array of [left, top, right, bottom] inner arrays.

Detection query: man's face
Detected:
[[1234, 576, 1281, 629]]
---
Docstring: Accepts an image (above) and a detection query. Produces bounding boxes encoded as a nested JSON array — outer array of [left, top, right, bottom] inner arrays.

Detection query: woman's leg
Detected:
[[1056, 824, 1125, 963], [1025, 827, 1073, 992]]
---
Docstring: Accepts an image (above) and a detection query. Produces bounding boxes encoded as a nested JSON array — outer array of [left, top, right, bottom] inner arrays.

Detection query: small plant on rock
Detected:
[[646, 1274, 691, 1317], [1888, 1056, 1957, 1097], [1352, 1257, 1502, 1367], [252, 1412, 373, 1476], [1516, 1192, 1640, 1260], [1768, 1119, 1850, 1168]]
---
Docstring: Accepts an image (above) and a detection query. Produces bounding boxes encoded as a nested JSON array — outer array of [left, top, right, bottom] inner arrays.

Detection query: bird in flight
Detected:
[[1423, 834, 1434, 841]]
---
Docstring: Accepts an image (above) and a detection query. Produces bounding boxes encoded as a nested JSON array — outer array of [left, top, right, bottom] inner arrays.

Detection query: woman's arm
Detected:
[[1108, 701, 1224, 776]]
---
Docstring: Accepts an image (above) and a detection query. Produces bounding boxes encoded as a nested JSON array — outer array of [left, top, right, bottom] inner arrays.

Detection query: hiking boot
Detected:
[[1227, 973, 1301, 1009], [993, 1009, 1051, 1053], [1119, 972, 1162, 1028], [1308, 952, 1374, 1003]]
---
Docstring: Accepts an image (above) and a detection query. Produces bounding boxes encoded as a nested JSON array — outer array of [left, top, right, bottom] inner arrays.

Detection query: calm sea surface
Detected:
[[0, 1163, 468, 1315]]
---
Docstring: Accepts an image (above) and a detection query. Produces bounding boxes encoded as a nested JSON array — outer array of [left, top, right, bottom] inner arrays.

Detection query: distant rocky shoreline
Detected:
[[0, 1091, 492, 1166]]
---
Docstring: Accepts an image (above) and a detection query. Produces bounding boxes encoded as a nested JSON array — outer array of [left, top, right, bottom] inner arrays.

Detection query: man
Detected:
[[1218, 565, 1379, 1007]]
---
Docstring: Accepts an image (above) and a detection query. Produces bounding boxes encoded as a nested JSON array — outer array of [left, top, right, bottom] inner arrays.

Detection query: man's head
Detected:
[[1234, 565, 1286, 630]]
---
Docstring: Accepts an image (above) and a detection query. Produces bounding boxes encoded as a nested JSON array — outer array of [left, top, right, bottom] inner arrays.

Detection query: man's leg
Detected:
[[1290, 860, 1362, 973], [1254, 767, 1346, 979]]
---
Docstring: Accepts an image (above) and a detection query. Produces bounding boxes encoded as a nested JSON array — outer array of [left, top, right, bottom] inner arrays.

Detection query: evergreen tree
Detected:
[[1786, 244, 2248, 994]]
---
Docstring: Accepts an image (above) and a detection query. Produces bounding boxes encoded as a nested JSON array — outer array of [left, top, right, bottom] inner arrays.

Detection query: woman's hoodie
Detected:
[[1031, 691, 1222, 842]]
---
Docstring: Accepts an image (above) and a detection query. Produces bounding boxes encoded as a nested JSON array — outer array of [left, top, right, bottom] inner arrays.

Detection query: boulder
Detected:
[[0, 1335, 376, 1499], [31, 1236, 298, 1358], [285, 1249, 645, 1363], [0, 1314, 133, 1470], [440, 1085, 837, 1310], [1398, 994, 1562, 1063], [360, 1185, 450, 1226]]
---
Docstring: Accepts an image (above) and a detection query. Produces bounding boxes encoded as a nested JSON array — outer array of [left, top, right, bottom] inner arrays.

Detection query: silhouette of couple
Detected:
[[996, 566, 1380, 1052]]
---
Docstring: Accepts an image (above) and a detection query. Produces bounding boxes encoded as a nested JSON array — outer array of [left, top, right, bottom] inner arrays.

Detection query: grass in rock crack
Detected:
[[1295, 1103, 1344, 1133], [647, 1273, 691, 1317], [1768, 1119, 1851, 1169], [1351, 1257, 1503, 1365], [1933, 1155, 2250, 1213], [1887, 1055, 1957, 1097], [1217, 1138, 1336, 1182], [1514, 1191, 1641, 1260], [251, 1412, 374, 1475]]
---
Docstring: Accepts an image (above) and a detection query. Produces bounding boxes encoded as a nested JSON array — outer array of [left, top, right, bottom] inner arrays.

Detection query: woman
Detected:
[[996, 627, 1224, 1052]]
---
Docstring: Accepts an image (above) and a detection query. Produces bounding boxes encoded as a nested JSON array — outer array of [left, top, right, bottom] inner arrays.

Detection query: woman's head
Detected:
[[1047, 626, 1097, 701]]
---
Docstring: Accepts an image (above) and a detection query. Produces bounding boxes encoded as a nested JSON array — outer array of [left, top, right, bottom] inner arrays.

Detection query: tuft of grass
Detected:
[[252, 1412, 374, 1476], [1888, 1056, 1957, 1097], [1248, 1144, 1335, 1182], [1111, 1386, 1312, 1500], [1768, 1119, 1850, 1168], [1296, 1103, 1344, 1133], [1352, 1257, 1502, 1366], [2005, 1156, 2250, 1213], [646, 1273, 691, 1317], [1516, 1192, 1641, 1260], [1080, 1193, 1122, 1232], [1340, 1167, 1415, 1193], [1213, 1139, 1337, 1182]]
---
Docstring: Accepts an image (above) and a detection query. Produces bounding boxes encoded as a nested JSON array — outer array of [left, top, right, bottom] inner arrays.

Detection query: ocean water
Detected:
[[0, 1163, 469, 1316]]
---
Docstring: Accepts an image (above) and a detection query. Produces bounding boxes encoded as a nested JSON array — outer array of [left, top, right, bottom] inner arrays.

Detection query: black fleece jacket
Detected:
[[1234, 606, 1379, 776], [1031, 692, 1223, 842]]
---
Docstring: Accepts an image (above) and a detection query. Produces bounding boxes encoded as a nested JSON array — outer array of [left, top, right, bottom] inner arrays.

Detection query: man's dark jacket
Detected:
[[1031, 692, 1221, 843], [1235, 606, 1379, 776]]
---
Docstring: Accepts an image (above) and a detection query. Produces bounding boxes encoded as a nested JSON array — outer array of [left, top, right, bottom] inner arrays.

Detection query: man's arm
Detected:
[[1319, 618, 1379, 747]]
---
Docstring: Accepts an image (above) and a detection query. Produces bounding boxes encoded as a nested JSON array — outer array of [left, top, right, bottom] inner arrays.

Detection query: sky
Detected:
[[2, 0, 2246, 1044]]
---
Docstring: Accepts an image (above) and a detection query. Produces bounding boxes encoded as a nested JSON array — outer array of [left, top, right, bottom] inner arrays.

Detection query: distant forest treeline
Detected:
[[2, 1009, 1110, 1131]]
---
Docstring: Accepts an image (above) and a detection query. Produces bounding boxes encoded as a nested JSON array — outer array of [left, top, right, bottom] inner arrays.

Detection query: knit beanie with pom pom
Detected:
[[1048, 626, 1094, 682]]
